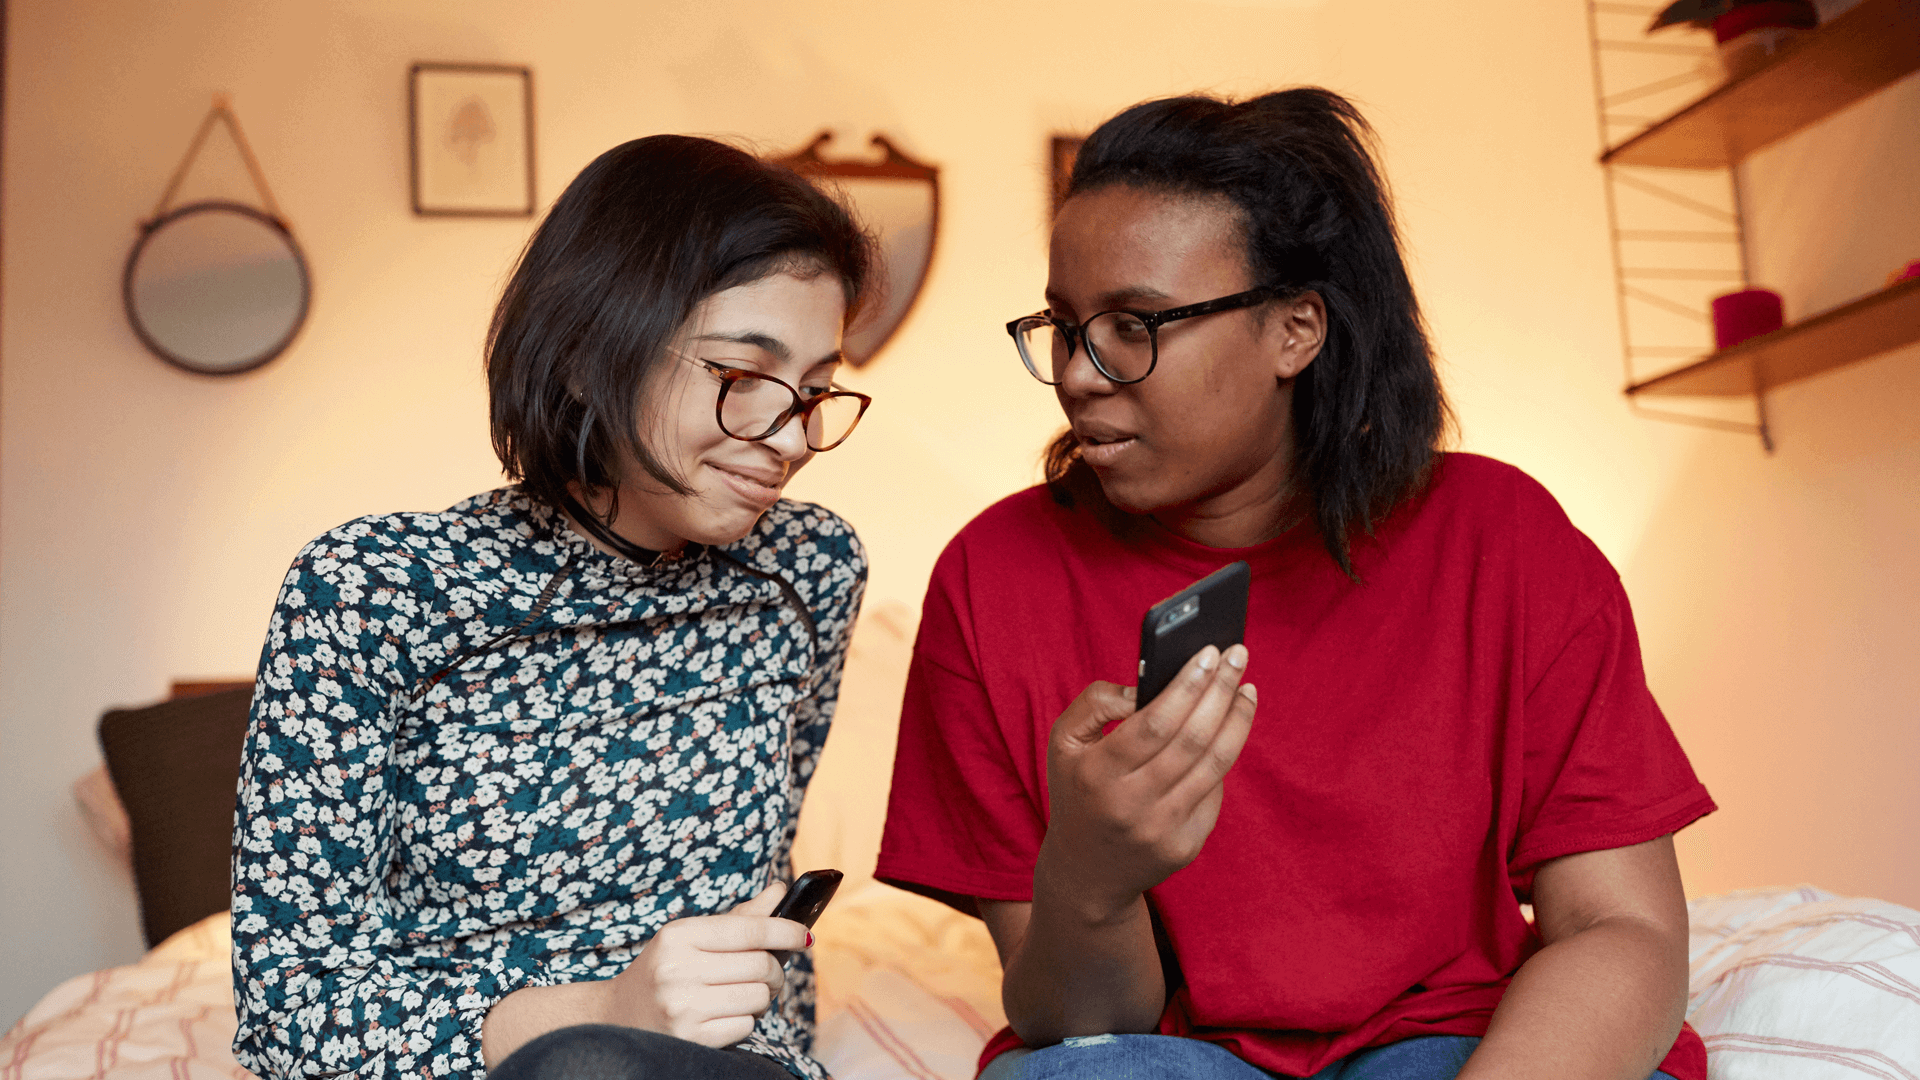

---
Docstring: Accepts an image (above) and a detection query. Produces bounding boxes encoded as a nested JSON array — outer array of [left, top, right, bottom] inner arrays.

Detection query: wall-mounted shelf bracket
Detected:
[[1584, 0, 1920, 452]]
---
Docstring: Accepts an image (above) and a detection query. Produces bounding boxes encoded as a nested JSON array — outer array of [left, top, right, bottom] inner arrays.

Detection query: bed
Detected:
[[7, 608, 1917, 1079], [8, 884, 1918, 1080], [0, 885, 1005, 1080]]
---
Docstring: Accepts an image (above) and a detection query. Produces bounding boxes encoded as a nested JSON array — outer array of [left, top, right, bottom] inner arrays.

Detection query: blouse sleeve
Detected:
[[786, 528, 866, 798], [764, 514, 864, 1060], [231, 532, 555, 1080], [1509, 578, 1716, 890]]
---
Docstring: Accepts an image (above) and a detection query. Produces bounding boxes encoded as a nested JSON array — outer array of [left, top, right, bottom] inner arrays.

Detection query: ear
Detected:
[[1265, 291, 1326, 380]]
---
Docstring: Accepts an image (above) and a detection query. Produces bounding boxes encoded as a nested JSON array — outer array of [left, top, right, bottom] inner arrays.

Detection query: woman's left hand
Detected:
[[482, 882, 806, 1063], [600, 882, 806, 1047]]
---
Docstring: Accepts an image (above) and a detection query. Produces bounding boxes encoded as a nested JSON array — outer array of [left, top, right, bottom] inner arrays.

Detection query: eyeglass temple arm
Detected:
[[1143, 285, 1280, 327]]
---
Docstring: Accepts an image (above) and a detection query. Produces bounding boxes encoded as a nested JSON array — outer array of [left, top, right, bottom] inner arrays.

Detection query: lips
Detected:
[[710, 461, 786, 505], [1074, 424, 1138, 469]]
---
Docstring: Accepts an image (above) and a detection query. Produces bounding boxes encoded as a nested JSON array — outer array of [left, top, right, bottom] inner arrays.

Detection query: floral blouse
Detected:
[[230, 488, 865, 1079]]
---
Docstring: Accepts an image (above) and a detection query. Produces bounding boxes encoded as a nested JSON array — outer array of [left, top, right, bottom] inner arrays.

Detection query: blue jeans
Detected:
[[977, 1033, 1682, 1080], [489, 1025, 792, 1080]]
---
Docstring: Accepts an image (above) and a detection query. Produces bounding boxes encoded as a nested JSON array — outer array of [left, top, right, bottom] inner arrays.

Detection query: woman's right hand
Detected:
[[602, 882, 809, 1047], [1037, 644, 1257, 921]]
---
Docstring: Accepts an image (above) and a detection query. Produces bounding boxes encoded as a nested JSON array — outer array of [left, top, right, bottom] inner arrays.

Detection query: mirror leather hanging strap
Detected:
[[126, 93, 310, 376], [149, 93, 285, 226]]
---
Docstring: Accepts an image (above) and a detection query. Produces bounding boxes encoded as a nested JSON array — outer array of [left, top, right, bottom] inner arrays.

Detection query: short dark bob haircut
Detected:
[[1047, 88, 1451, 578], [488, 135, 874, 516]]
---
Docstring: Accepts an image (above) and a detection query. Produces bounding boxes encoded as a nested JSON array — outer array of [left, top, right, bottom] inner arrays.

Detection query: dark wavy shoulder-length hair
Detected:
[[1047, 88, 1451, 578], [487, 134, 874, 516]]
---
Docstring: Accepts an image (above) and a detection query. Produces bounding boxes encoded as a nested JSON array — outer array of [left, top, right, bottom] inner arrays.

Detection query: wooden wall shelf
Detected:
[[1627, 277, 1920, 397], [1603, 0, 1920, 170]]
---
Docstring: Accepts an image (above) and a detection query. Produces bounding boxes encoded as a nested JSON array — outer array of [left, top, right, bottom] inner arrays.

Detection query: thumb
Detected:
[[1052, 681, 1136, 751], [729, 881, 788, 917]]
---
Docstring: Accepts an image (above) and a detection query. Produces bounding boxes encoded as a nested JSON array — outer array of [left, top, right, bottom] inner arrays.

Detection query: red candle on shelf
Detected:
[[1711, 288, 1785, 350]]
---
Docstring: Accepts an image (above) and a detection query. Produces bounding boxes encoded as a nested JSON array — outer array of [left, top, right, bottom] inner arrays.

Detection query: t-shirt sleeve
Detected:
[[875, 541, 1047, 913], [1510, 578, 1715, 887]]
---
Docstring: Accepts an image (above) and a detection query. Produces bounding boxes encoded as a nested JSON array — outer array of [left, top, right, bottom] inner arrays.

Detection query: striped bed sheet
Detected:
[[4, 885, 1914, 1080]]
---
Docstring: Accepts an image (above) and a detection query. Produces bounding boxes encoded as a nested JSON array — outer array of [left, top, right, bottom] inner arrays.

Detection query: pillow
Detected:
[[810, 881, 1006, 1079], [811, 881, 1005, 1028], [146, 910, 233, 964], [98, 687, 254, 947], [1685, 886, 1920, 1077], [815, 966, 997, 1080], [791, 602, 917, 899]]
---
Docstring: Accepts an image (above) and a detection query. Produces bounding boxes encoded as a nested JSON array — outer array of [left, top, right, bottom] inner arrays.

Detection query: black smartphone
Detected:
[[1137, 562, 1252, 707], [768, 868, 842, 965]]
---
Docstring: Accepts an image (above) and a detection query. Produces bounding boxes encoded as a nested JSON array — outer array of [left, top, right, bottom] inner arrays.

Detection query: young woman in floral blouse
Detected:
[[231, 135, 875, 1080]]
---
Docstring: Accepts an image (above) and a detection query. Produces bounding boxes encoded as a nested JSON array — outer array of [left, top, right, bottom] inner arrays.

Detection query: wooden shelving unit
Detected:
[[1591, 0, 1920, 432], [1605, 0, 1920, 169], [1628, 276, 1920, 396]]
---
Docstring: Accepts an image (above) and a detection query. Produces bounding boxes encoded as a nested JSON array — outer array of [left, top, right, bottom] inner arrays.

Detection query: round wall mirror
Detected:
[[123, 201, 311, 376]]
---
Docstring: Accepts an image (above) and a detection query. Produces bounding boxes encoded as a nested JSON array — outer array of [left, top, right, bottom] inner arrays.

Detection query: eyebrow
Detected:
[[1043, 286, 1176, 313], [691, 331, 843, 371], [692, 331, 791, 362]]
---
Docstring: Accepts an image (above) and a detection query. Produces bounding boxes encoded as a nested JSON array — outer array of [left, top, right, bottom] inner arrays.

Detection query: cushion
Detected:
[[791, 602, 917, 899], [1686, 886, 1920, 1077], [815, 966, 997, 1080], [811, 880, 1006, 1079], [98, 687, 254, 947]]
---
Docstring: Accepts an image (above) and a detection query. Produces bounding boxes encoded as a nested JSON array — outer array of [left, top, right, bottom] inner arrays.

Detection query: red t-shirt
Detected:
[[875, 454, 1714, 1079]]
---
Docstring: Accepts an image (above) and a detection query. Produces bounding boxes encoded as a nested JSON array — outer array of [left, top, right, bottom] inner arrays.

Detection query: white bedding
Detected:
[[0, 883, 1003, 1080], [5, 884, 1915, 1080], [1685, 886, 1920, 1078]]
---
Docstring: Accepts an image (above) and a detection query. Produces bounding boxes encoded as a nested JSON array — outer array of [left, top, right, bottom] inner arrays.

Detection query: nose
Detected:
[[758, 408, 813, 462], [1055, 333, 1117, 399]]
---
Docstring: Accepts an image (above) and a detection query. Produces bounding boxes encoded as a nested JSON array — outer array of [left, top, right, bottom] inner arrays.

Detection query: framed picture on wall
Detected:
[[409, 63, 534, 217]]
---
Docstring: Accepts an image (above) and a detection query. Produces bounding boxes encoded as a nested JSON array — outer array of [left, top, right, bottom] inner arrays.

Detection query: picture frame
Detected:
[[409, 63, 534, 217]]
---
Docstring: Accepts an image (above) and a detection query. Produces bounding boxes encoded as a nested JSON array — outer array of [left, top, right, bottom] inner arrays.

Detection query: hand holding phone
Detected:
[[768, 869, 841, 965], [1137, 562, 1251, 706], [600, 878, 820, 1049], [1036, 568, 1259, 916]]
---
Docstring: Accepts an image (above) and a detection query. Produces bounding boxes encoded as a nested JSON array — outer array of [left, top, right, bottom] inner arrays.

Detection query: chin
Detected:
[[1090, 471, 1173, 517], [686, 503, 776, 548]]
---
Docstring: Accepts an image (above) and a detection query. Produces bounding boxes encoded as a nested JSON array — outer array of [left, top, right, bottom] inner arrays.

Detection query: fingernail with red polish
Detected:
[[805, 931, 814, 948]]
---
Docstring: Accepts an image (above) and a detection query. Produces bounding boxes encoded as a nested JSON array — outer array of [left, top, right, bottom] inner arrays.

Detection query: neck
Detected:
[[560, 487, 687, 565], [1151, 455, 1305, 549]]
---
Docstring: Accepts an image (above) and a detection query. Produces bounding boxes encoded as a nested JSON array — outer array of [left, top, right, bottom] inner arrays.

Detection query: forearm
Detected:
[[1001, 846, 1167, 1045], [482, 979, 613, 1067], [1460, 917, 1687, 1080]]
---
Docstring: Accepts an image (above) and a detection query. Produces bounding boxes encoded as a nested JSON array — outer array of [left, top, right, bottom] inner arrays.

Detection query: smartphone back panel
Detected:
[[1137, 561, 1251, 706]]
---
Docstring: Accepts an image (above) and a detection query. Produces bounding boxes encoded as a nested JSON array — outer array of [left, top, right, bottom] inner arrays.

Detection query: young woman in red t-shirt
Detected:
[[876, 89, 1715, 1080]]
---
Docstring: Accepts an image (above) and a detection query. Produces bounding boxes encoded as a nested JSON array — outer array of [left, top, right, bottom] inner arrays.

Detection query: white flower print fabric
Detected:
[[231, 488, 865, 1080]]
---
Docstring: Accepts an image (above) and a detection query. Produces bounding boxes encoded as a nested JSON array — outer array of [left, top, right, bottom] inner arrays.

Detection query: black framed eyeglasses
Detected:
[[685, 357, 872, 451], [1005, 285, 1282, 386]]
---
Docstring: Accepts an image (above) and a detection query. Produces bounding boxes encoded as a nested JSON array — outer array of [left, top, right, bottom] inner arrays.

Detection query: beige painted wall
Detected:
[[4, 0, 1914, 1027]]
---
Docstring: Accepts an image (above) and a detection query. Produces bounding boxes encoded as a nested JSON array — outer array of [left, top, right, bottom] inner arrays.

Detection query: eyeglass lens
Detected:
[[1016, 312, 1156, 385], [717, 373, 865, 450]]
